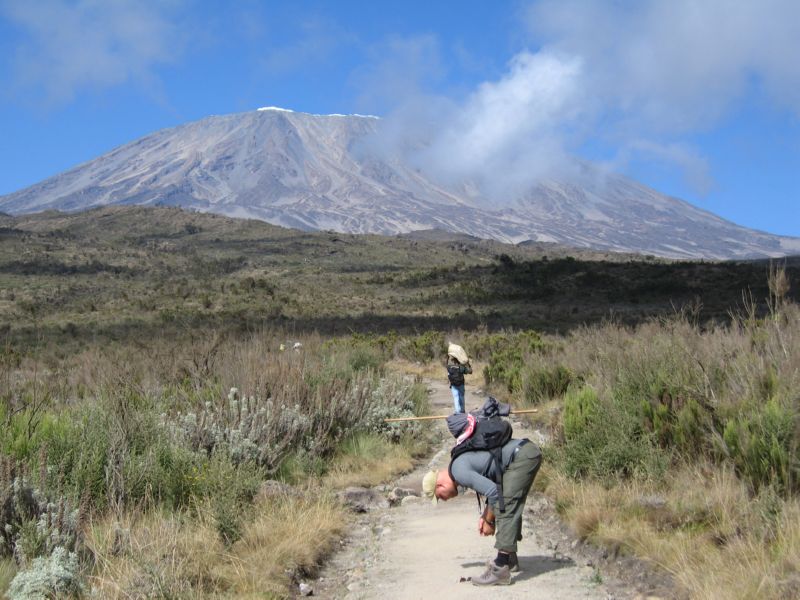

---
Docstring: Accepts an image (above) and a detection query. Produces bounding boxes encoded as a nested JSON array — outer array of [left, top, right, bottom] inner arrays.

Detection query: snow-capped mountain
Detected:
[[1, 107, 797, 259]]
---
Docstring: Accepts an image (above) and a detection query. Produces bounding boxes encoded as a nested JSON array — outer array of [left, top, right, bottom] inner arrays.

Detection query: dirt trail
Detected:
[[314, 380, 652, 600]]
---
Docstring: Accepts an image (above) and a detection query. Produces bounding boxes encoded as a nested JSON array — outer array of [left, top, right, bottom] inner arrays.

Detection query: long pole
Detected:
[[384, 408, 539, 423]]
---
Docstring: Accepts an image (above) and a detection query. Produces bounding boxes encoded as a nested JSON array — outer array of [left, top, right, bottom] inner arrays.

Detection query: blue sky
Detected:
[[0, 0, 798, 237]]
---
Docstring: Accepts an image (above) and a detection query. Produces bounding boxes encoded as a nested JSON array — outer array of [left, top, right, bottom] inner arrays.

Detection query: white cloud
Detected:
[[367, 1, 800, 205], [414, 51, 585, 198], [362, 43, 592, 204], [2, 0, 188, 106], [526, 0, 800, 132]]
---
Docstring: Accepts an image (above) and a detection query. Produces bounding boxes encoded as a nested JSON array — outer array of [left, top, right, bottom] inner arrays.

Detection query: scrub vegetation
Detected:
[[1, 205, 798, 598], [476, 269, 800, 600], [0, 332, 430, 598]]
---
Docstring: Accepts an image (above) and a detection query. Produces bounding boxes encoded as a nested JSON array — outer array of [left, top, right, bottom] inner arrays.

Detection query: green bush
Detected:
[[560, 385, 667, 481], [0, 409, 72, 462], [563, 385, 600, 442], [275, 450, 328, 483], [639, 396, 710, 456], [482, 330, 545, 395], [200, 454, 261, 545], [397, 331, 446, 363], [347, 343, 384, 372], [721, 399, 797, 494], [523, 364, 574, 404]]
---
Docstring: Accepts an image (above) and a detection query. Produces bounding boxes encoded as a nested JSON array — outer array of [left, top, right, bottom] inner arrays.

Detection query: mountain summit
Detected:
[[1, 108, 797, 259]]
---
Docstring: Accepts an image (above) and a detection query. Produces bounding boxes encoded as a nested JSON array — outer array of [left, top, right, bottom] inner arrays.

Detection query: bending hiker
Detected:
[[422, 400, 542, 586], [446, 343, 472, 413]]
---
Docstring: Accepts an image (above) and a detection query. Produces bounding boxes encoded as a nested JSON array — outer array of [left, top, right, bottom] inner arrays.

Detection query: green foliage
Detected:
[[336, 433, 395, 462], [202, 455, 261, 545], [523, 364, 574, 404], [721, 399, 797, 494], [482, 330, 545, 394], [397, 331, 446, 363], [347, 343, 385, 372], [560, 385, 668, 480], [0, 409, 72, 462], [563, 385, 600, 442], [406, 381, 430, 417], [638, 394, 710, 457], [275, 450, 328, 484]]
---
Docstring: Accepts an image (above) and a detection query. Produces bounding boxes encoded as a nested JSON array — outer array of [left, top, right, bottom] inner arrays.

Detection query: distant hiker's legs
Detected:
[[495, 443, 542, 553], [451, 385, 465, 413]]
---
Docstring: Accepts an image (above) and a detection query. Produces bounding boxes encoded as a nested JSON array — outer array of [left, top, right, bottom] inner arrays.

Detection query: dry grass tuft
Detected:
[[85, 510, 228, 599], [544, 463, 800, 599], [0, 558, 16, 597], [232, 492, 344, 595], [85, 490, 344, 599], [324, 433, 416, 489]]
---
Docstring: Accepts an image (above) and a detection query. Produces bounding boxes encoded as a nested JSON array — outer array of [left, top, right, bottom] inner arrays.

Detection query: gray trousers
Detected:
[[495, 442, 542, 553]]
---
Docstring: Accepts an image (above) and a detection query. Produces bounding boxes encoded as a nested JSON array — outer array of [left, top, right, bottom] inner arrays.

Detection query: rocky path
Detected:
[[313, 381, 670, 600]]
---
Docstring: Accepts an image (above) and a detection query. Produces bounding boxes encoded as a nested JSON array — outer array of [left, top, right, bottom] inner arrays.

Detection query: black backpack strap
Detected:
[[481, 448, 505, 512]]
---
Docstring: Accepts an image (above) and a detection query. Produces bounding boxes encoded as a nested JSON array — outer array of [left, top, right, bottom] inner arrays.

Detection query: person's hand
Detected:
[[478, 517, 495, 536]]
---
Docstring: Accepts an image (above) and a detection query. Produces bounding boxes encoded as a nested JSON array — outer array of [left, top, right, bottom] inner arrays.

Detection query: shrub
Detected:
[[0, 461, 83, 567], [721, 398, 797, 494], [563, 385, 600, 442], [482, 330, 545, 394], [560, 385, 667, 481], [167, 368, 422, 475], [6, 547, 81, 600], [523, 364, 574, 404], [397, 331, 446, 363], [347, 343, 384, 372], [201, 455, 261, 545]]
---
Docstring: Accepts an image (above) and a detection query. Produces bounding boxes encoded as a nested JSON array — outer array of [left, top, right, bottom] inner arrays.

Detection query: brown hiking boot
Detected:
[[472, 564, 511, 586]]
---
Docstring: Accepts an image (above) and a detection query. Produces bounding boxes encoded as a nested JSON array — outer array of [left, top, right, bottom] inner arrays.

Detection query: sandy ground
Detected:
[[313, 380, 665, 600]]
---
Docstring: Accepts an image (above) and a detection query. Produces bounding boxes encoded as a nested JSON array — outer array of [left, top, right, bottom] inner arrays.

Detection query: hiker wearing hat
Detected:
[[422, 405, 542, 586], [446, 343, 472, 414]]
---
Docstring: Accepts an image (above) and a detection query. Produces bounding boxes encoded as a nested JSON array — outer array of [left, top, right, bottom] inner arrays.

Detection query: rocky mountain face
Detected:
[[1, 107, 797, 259]]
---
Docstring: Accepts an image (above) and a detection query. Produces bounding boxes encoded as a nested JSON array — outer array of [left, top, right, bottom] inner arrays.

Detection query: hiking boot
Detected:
[[485, 552, 519, 573], [472, 564, 511, 586]]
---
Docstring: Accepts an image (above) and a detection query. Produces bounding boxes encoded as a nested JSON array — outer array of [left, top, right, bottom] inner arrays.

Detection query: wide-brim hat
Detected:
[[422, 470, 438, 505]]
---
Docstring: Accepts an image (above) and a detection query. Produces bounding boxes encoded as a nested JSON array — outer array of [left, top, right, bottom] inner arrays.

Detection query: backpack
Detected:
[[447, 412, 513, 511], [447, 364, 465, 387]]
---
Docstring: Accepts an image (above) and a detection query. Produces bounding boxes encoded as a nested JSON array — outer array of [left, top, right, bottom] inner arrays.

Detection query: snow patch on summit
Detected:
[[256, 106, 379, 119]]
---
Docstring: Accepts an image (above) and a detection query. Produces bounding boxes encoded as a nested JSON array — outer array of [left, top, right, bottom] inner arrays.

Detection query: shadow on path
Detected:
[[461, 555, 577, 582]]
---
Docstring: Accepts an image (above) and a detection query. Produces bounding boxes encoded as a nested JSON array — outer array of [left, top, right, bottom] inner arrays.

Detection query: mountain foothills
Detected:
[[2, 108, 798, 260], [2, 206, 798, 349]]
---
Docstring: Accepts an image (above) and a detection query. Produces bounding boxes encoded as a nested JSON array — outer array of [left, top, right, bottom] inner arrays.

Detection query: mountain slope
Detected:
[[2, 107, 797, 259]]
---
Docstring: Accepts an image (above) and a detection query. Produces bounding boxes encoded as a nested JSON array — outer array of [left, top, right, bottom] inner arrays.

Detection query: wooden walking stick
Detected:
[[384, 408, 538, 423]]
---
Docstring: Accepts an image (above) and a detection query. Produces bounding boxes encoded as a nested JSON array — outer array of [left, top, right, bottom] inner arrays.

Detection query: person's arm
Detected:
[[450, 457, 500, 506], [478, 504, 495, 536], [463, 363, 473, 375]]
